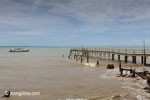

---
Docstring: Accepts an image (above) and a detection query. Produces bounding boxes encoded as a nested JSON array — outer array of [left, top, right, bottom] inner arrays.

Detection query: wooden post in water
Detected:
[[132, 69, 135, 77], [108, 53, 110, 60], [100, 53, 102, 59], [68, 53, 71, 59], [130, 68, 133, 74], [143, 40, 146, 65], [144, 56, 147, 65], [124, 49, 128, 63], [132, 50, 136, 64], [118, 55, 120, 61], [141, 56, 144, 64], [81, 56, 83, 63], [96, 61, 99, 65], [119, 61, 122, 72], [87, 52, 89, 63], [132, 56, 136, 63], [117, 48, 120, 61], [120, 68, 123, 75], [76, 55, 78, 61], [68, 50, 72, 59], [134, 56, 136, 64], [112, 48, 115, 61], [125, 56, 128, 63], [119, 61, 121, 72], [112, 54, 114, 61], [74, 54, 76, 59], [74, 50, 77, 59]]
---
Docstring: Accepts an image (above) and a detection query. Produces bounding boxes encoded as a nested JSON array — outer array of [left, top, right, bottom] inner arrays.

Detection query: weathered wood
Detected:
[[112, 54, 114, 60], [141, 56, 144, 64], [132, 56, 134, 63], [144, 56, 147, 65], [87, 54, 89, 63], [76, 55, 78, 61], [96, 61, 99, 65], [119, 61, 134, 76], [132, 69, 135, 77], [119, 61, 121, 72], [119, 61, 123, 75], [130, 68, 133, 73], [107, 64, 114, 69], [135, 72, 148, 79], [134, 56, 136, 64], [125, 56, 128, 63], [80, 56, 83, 63], [74, 54, 76, 59], [146, 74, 150, 88], [122, 68, 131, 71], [118, 55, 120, 61], [120, 68, 123, 75], [132, 56, 136, 64]]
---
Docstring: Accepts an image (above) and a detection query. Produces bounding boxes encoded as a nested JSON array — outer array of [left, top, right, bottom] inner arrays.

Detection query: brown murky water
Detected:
[[0, 47, 149, 100]]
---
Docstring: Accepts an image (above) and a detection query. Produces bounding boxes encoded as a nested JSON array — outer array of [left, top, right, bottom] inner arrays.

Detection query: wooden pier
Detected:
[[68, 48, 150, 65]]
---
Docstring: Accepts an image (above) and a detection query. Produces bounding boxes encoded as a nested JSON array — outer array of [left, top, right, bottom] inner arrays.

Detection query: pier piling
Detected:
[[118, 55, 120, 61], [76, 55, 78, 61], [144, 56, 147, 65], [132, 56, 136, 64], [87, 53, 89, 63], [119, 61, 121, 72], [141, 56, 144, 64], [112, 54, 114, 61], [96, 61, 99, 65], [81, 56, 83, 63], [125, 56, 128, 63]]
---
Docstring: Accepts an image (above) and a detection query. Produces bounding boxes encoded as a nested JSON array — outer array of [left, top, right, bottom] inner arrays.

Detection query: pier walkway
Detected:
[[69, 48, 150, 65]]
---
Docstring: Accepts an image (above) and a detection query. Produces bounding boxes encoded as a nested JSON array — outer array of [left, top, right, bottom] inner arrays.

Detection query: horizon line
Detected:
[[0, 46, 149, 47]]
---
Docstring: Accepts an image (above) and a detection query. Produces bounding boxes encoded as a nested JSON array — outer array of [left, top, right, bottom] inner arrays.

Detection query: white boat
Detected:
[[9, 48, 29, 52]]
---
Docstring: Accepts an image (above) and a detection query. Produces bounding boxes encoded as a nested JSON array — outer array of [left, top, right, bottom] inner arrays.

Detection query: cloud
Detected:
[[0, 0, 150, 46]]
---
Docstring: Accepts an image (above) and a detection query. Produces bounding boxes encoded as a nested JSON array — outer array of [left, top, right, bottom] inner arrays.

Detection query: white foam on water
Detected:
[[102, 68, 120, 79], [135, 67, 150, 72], [103, 67, 150, 100], [89, 94, 137, 100], [83, 63, 97, 68]]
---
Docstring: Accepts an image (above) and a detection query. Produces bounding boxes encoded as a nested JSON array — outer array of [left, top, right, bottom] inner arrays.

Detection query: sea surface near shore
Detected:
[[0, 46, 150, 100]]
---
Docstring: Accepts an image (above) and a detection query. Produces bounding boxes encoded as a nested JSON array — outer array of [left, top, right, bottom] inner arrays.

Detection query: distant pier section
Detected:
[[68, 48, 150, 65]]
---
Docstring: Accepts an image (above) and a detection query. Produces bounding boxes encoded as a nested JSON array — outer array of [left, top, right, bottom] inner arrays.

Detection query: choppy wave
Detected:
[[88, 94, 137, 100], [103, 67, 150, 100]]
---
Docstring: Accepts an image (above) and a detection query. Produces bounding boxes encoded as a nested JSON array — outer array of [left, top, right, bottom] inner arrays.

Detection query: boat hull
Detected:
[[9, 50, 29, 52]]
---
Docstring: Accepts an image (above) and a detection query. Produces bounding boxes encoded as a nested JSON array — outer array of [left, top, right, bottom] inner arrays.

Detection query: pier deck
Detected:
[[69, 48, 150, 65]]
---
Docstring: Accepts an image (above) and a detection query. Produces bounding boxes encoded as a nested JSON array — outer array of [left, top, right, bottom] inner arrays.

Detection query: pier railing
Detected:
[[70, 48, 150, 55]]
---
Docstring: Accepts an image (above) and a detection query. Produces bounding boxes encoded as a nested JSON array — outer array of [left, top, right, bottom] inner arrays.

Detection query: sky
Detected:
[[0, 0, 150, 46]]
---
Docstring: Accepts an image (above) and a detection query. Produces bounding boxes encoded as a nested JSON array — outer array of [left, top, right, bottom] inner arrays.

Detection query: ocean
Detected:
[[0, 46, 150, 100]]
